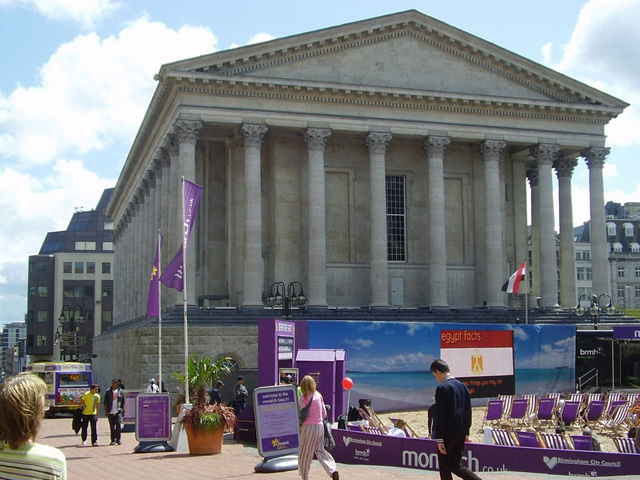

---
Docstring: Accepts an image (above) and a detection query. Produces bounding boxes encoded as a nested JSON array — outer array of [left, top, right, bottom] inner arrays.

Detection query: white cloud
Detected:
[[0, 17, 218, 167], [0, 0, 121, 30], [229, 32, 275, 49], [344, 338, 373, 349]]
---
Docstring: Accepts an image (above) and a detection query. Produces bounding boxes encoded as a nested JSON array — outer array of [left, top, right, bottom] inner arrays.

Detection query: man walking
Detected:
[[430, 359, 482, 480], [233, 376, 248, 413], [104, 379, 125, 445]]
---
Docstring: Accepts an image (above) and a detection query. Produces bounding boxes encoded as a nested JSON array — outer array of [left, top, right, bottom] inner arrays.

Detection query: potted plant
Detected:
[[173, 355, 237, 455]]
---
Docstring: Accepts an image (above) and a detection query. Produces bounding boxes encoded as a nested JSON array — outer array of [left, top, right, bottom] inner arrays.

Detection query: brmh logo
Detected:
[[579, 347, 603, 357]]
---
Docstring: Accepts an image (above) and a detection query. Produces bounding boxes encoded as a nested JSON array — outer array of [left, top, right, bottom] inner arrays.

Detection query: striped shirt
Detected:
[[0, 442, 67, 480]]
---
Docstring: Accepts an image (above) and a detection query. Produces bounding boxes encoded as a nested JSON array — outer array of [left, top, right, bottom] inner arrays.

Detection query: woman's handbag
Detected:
[[323, 419, 335, 450], [299, 398, 312, 425]]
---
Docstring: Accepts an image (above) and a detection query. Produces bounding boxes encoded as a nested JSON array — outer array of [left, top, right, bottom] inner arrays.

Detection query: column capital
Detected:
[[304, 128, 332, 151], [582, 146, 610, 169], [554, 158, 578, 179], [165, 134, 179, 158], [241, 123, 268, 147], [174, 119, 202, 145], [480, 140, 507, 161], [366, 132, 393, 154], [424, 135, 450, 157], [526, 167, 539, 188], [530, 143, 559, 165]]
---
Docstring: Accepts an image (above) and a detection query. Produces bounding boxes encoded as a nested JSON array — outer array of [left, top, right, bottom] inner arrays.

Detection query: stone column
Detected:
[[424, 135, 451, 307], [583, 147, 611, 296], [113, 224, 123, 323], [166, 136, 180, 306], [366, 132, 392, 308], [481, 140, 506, 307], [175, 119, 202, 304], [304, 128, 331, 308], [531, 144, 560, 308], [527, 167, 541, 299], [554, 157, 578, 308], [241, 124, 268, 307]]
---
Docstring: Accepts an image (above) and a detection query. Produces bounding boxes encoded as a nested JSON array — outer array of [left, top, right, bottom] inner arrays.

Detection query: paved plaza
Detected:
[[37, 416, 635, 480]]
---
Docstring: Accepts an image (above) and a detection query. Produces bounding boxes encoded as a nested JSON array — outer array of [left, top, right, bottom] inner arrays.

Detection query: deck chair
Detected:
[[585, 392, 604, 406], [504, 398, 529, 427], [604, 392, 625, 415], [540, 432, 570, 450], [534, 397, 558, 430], [521, 394, 539, 425], [358, 424, 387, 435], [599, 404, 631, 434], [498, 394, 514, 421], [388, 417, 418, 438], [567, 392, 585, 405], [515, 430, 541, 448], [491, 428, 516, 446], [364, 405, 389, 432], [612, 436, 640, 454], [570, 435, 593, 451], [581, 400, 606, 428], [480, 399, 504, 431], [559, 400, 582, 429], [625, 392, 640, 407], [546, 392, 564, 402]]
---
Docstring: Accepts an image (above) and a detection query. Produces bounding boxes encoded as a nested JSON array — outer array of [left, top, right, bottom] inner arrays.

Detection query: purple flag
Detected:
[[160, 179, 202, 292], [146, 234, 163, 317]]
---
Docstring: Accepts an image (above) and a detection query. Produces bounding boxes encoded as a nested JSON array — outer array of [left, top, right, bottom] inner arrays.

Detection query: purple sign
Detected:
[[614, 326, 640, 340], [123, 390, 143, 425], [135, 393, 172, 442], [331, 430, 640, 477], [253, 385, 299, 458]]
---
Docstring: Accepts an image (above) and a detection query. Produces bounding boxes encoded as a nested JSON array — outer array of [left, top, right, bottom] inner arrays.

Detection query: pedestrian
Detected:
[[117, 379, 125, 390], [233, 376, 248, 413], [145, 378, 160, 393], [103, 379, 125, 445], [79, 384, 101, 446], [156, 375, 166, 392], [209, 380, 223, 404], [0, 372, 67, 479], [298, 375, 340, 480], [430, 359, 482, 480]]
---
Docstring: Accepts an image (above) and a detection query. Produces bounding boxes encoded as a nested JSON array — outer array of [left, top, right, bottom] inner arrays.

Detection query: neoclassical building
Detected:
[[107, 10, 626, 325]]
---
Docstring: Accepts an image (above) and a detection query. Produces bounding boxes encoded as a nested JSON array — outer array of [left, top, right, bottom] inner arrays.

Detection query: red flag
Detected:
[[502, 262, 526, 294]]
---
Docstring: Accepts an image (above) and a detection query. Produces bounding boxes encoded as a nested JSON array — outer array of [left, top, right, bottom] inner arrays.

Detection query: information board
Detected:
[[135, 393, 172, 442], [253, 385, 299, 458]]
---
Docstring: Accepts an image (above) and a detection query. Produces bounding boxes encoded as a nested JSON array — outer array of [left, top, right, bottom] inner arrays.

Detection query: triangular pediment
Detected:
[[161, 10, 627, 111]]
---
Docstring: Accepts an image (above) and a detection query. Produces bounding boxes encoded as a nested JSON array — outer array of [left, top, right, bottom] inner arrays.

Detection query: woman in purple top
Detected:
[[298, 375, 339, 480]]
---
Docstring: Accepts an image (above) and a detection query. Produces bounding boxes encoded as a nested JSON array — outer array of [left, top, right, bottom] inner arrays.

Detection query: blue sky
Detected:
[[1, 0, 639, 325]]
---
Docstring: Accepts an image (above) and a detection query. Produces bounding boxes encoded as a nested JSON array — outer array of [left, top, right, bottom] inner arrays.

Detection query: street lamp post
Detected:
[[266, 282, 307, 319], [56, 304, 87, 361], [575, 293, 615, 330]]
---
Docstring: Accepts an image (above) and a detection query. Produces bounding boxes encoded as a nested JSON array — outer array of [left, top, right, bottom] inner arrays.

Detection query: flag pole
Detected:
[[182, 177, 189, 404], [157, 229, 163, 392]]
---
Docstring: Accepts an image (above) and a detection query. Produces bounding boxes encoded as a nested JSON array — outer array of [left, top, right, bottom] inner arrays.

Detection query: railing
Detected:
[[576, 368, 599, 392]]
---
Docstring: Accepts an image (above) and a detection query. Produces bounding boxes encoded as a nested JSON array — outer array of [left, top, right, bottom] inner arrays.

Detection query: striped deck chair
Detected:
[[540, 432, 570, 450], [570, 434, 593, 451], [599, 404, 631, 434], [559, 400, 582, 429], [604, 392, 625, 415], [521, 394, 539, 426], [534, 397, 558, 430], [504, 398, 529, 427], [546, 392, 564, 402], [480, 399, 504, 431], [498, 394, 514, 422], [581, 400, 606, 429], [491, 428, 516, 446], [613, 436, 640, 454], [515, 430, 541, 448], [358, 424, 387, 435], [568, 392, 585, 405], [625, 392, 640, 407], [585, 392, 604, 406]]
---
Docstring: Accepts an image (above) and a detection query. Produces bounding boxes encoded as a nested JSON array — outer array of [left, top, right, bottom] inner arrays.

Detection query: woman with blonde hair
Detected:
[[0, 372, 67, 479], [298, 375, 339, 480]]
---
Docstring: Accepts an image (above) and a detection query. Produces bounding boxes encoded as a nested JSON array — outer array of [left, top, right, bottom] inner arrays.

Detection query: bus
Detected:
[[25, 362, 93, 415]]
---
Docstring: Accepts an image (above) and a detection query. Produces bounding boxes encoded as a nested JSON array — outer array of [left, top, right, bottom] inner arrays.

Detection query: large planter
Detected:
[[185, 424, 224, 455]]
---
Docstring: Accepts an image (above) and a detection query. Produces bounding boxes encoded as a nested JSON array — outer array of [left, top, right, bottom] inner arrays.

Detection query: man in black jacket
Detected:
[[430, 359, 482, 480], [103, 379, 125, 445]]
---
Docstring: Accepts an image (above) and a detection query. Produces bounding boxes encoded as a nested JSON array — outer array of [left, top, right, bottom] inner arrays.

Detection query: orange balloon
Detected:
[[342, 377, 353, 390]]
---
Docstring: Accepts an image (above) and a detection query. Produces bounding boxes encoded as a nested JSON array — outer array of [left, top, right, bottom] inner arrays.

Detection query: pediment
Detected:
[[161, 10, 627, 111]]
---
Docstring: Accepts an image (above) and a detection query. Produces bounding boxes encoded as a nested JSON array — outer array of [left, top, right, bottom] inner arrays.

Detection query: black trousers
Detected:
[[81, 414, 98, 444], [107, 412, 122, 442], [437, 436, 482, 480]]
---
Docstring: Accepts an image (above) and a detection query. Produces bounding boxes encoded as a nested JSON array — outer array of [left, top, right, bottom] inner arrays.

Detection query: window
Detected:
[[584, 250, 590, 260], [104, 220, 114, 230], [636, 267, 640, 278], [617, 286, 625, 299], [36, 335, 47, 347], [103, 242, 113, 251], [75, 262, 84, 274], [63, 262, 72, 273], [102, 286, 112, 297], [74, 286, 94, 298], [586, 267, 592, 280], [102, 310, 113, 324], [63, 285, 74, 298], [636, 285, 640, 298], [577, 268, 585, 281], [618, 266, 625, 278], [607, 222, 617, 236], [612, 243, 623, 253], [631, 243, 640, 254], [29, 261, 35, 274], [624, 223, 634, 237], [86, 262, 95, 274], [38, 262, 47, 274], [102, 262, 111, 274], [75, 241, 96, 251], [38, 286, 47, 297], [29, 286, 35, 298], [37, 310, 47, 322], [386, 175, 406, 262], [575, 250, 582, 260]]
